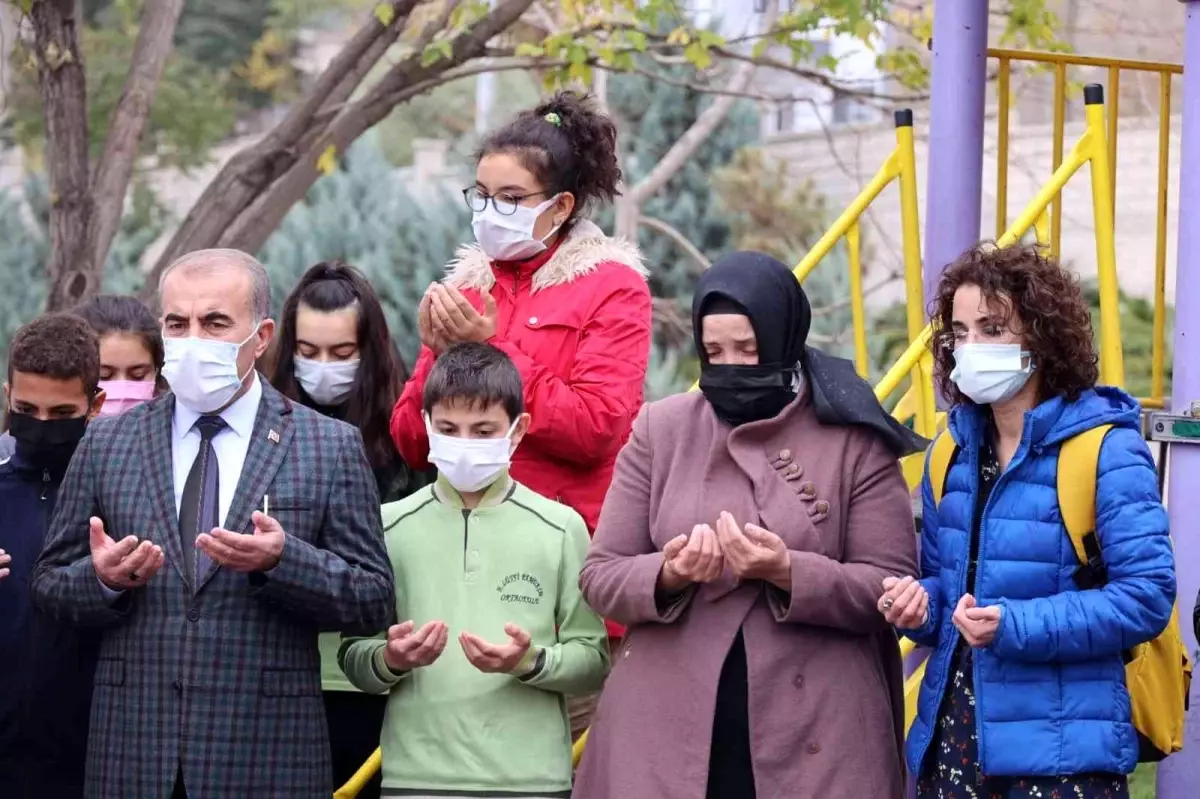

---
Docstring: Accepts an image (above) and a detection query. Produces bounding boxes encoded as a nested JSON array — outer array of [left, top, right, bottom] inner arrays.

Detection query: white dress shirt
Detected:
[[98, 376, 264, 600], [172, 374, 263, 527]]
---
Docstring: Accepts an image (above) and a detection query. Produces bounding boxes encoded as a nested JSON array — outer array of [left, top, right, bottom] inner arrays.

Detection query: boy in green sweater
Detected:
[[339, 342, 609, 798]]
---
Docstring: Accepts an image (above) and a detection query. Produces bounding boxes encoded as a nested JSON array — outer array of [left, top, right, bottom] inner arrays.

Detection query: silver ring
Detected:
[[882, 597, 894, 610]]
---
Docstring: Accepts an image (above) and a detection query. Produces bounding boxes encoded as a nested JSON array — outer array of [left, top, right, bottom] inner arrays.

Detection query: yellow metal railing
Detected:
[[990, 48, 1181, 406], [688, 109, 934, 442], [886, 80, 1127, 456], [333, 748, 381, 799]]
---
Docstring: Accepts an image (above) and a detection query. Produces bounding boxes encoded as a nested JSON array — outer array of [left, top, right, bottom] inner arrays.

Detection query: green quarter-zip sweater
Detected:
[[339, 474, 609, 798]]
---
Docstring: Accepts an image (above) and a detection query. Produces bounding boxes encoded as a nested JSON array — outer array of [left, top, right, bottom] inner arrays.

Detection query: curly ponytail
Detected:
[[478, 90, 622, 218]]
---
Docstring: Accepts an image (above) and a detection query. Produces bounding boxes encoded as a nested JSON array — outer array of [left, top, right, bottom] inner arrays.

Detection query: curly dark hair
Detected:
[[7, 312, 101, 397], [478, 90, 621, 218], [929, 242, 1099, 405]]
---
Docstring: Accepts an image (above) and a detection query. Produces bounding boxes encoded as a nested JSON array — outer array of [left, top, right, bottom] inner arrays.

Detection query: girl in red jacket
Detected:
[[389, 90, 652, 730]]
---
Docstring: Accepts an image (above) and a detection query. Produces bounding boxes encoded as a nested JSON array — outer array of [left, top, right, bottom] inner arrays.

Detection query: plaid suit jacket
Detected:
[[30, 381, 396, 799]]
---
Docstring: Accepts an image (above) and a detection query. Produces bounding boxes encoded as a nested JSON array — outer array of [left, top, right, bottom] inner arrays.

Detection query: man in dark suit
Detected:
[[31, 249, 396, 799]]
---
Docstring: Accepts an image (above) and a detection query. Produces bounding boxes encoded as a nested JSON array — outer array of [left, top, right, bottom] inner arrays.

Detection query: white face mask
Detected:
[[426, 415, 519, 494], [950, 343, 1034, 405], [472, 195, 562, 262], [295, 356, 359, 406], [162, 325, 260, 414]]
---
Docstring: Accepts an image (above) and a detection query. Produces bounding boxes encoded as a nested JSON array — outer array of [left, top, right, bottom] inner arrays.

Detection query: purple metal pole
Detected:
[[1157, 3, 1200, 798], [921, 0, 989, 304]]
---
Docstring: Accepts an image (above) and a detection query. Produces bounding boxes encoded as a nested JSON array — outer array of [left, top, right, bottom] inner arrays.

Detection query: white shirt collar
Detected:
[[173, 373, 263, 441]]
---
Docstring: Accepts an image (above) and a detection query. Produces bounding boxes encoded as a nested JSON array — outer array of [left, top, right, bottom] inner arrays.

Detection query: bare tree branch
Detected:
[[610, 4, 784, 241], [638, 214, 711, 271], [142, 0, 424, 298], [710, 43, 930, 104], [216, 0, 537, 255], [87, 0, 185, 278], [614, 59, 757, 240]]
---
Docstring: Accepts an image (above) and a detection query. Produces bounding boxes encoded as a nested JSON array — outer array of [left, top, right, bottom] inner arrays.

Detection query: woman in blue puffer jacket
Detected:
[[878, 243, 1175, 798]]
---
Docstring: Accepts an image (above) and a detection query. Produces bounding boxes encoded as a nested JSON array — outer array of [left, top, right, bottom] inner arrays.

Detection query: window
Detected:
[[775, 100, 796, 134], [830, 89, 876, 126]]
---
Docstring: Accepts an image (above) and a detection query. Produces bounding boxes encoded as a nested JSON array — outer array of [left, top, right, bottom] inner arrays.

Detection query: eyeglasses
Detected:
[[462, 187, 549, 216]]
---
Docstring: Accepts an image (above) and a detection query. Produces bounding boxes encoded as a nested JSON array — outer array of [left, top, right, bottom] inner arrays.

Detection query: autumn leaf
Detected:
[[683, 41, 712, 70], [374, 3, 396, 27], [666, 27, 691, 47], [514, 43, 545, 57], [316, 144, 339, 176]]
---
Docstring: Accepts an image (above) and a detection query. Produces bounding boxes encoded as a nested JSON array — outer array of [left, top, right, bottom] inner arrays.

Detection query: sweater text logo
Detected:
[[497, 572, 543, 605]]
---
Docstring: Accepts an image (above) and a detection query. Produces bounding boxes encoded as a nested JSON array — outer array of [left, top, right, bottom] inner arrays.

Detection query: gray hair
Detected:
[[159, 248, 272, 322]]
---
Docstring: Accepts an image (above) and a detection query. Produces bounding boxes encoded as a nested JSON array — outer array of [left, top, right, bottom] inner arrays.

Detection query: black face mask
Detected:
[[8, 411, 88, 473], [698, 363, 797, 427]]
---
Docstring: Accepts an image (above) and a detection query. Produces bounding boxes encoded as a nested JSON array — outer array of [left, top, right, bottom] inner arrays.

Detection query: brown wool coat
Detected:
[[574, 390, 918, 799]]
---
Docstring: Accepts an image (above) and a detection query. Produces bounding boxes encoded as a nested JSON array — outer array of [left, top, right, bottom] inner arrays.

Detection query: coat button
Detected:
[[807, 742, 821, 755], [186, 608, 200, 622], [787, 464, 800, 475], [792, 673, 804, 689], [778, 449, 792, 462], [529, 316, 539, 325]]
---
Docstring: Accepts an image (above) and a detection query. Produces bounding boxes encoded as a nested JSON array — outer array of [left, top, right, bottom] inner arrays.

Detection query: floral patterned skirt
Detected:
[[917, 644, 1129, 799]]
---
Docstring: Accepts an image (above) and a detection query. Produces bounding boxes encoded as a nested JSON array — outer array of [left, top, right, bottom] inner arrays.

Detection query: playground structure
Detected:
[[335, 3, 1200, 797]]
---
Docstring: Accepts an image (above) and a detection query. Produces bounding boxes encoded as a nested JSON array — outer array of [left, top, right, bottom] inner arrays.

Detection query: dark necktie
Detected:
[[179, 415, 227, 582]]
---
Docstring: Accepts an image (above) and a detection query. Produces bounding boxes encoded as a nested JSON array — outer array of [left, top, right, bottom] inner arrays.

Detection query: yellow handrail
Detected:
[[689, 110, 922, 396], [888, 82, 1125, 428], [333, 747, 381, 799], [847, 222, 869, 377], [989, 47, 1179, 405]]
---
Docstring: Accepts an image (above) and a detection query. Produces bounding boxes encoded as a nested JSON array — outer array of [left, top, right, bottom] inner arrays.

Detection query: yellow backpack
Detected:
[[928, 425, 1192, 762]]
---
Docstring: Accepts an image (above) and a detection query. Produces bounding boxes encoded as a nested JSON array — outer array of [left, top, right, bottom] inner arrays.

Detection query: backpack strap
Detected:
[[1057, 423, 1115, 589], [928, 430, 959, 507]]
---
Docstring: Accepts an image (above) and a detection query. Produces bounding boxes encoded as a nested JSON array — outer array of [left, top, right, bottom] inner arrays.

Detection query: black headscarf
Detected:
[[693, 251, 927, 457]]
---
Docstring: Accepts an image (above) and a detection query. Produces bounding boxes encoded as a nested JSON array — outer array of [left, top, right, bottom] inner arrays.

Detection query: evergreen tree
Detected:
[[258, 134, 470, 370], [0, 175, 161, 373], [601, 60, 760, 305], [712, 147, 859, 361]]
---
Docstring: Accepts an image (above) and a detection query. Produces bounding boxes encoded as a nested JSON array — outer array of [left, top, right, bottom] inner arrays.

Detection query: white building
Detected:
[[689, 0, 887, 139]]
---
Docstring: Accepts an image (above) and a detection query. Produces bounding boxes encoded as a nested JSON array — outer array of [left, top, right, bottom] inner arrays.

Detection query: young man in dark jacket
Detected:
[[0, 313, 106, 798]]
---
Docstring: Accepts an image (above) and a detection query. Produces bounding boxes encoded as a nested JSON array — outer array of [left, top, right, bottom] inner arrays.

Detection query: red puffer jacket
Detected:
[[390, 221, 652, 635]]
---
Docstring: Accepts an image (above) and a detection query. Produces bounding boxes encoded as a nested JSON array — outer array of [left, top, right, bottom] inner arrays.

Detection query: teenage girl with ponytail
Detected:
[[389, 91, 652, 735]]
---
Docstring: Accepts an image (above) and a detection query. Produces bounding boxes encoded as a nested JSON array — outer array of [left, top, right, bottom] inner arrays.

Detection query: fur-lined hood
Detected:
[[445, 219, 647, 293]]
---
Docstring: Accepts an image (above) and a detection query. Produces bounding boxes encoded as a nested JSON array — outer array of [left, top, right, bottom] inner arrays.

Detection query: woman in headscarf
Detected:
[[574, 251, 925, 799]]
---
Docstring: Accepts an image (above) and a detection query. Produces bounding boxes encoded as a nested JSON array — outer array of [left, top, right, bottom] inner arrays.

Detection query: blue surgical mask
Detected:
[[950, 343, 1034, 405]]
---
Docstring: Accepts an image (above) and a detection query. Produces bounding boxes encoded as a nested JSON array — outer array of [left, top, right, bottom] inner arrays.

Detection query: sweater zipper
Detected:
[[968, 420, 1038, 774], [461, 508, 471, 575], [39, 469, 51, 501]]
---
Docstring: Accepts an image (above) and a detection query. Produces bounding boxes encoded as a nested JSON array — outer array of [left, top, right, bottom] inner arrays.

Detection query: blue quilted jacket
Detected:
[[904, 387, 1175, 778]]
